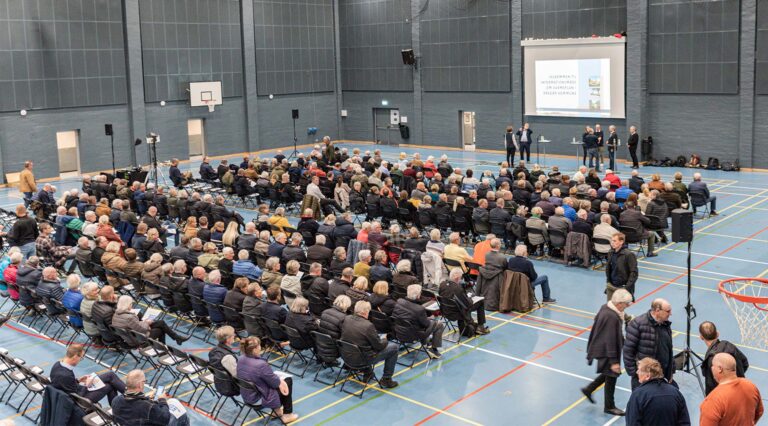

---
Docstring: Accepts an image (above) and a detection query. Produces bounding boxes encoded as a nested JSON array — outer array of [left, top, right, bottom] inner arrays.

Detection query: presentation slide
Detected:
[[522, 38, 626, 119], [534, 59, 611, 117]]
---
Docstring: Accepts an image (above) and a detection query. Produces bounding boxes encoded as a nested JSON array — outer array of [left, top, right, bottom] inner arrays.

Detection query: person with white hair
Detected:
[[112, 295, 189, 345], [233, 249, 262, 281], [267, 207, 291, 236], [688, 172, 718, 216], [306, 234, 333, 267], [439, 268, 490, 335], [582, 288, 633, 416], [507, 245, 556, 303], [444, 232, 472, 271], [62, 274, 84, 327], [392, 284, 445, 358]]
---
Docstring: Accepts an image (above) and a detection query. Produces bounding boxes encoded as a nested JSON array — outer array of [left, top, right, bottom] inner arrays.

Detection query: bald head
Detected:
[[711, 352, 738, 384]]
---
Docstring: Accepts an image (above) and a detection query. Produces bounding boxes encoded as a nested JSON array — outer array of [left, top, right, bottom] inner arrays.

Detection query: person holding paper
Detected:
[[111, 295, 190, 345], [50, 343, 126, 404], [516, 123, 533, 162], [439, 268, 490, 336], [112, 369, 190, 426], [237, 336, 299, 423]]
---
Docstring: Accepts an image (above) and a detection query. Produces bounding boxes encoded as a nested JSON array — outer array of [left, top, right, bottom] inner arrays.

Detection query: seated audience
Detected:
[[340, 301, 399, 388], [237, 336, 299, 423]]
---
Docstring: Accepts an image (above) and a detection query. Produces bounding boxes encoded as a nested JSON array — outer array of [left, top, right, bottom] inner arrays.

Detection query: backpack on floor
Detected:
[[687, 154, 701, 168], [675, 155, 687, 167], [706, 157, 720, 170], [721, 160, 740, 172]]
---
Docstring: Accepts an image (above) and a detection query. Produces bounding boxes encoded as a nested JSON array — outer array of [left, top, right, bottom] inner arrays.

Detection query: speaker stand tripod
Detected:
[[674, 240, 706, 395], [288, 111, 300, 161]]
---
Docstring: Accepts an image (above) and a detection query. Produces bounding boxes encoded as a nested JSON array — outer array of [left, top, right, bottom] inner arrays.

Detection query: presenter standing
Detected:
[[606, 125, 618, 171], [516, 123, 533, 162], [504, 126, 518, 165], [584, 128, 600, 171], [628, 126, 639, 168], [581, 126, 591, 166], [595, 124, 604, 169]]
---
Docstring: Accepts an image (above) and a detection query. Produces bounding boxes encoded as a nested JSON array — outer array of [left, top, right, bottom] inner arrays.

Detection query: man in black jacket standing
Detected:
[[605, 233, 639, 300], [628, 125, 639, 168], [340, 301, 399, 388], [699, 320, 750, 395], [516, 123, 533, 162], [584, 128, 600, 172], [623, 298, 674, 390], [582, 288, 632, 416]]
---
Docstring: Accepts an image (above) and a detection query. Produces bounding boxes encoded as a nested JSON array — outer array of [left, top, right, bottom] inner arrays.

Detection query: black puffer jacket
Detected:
[[623, 311, 674, 379], [318, 306, 347, 340], [331, 218, 358, 248]]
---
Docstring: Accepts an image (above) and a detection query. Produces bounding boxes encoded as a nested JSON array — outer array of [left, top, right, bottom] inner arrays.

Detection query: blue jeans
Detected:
[[19, 242, 36, 260], [708, 196, 717, 211], [588, 148, 600, 171], [373, 341, 399, 379], [532, 275, 551, 299], [22, 192, 33, 207]]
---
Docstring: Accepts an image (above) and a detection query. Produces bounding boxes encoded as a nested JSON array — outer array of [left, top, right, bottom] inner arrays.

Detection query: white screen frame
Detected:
[[522, 37, 626, 119]]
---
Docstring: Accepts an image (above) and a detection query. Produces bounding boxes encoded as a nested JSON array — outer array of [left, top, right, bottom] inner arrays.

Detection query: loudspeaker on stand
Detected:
[[671, 209, 693, 243]]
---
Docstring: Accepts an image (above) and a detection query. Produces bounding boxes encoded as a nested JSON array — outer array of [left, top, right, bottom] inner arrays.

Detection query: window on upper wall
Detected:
[[647, 0, 740, 94]]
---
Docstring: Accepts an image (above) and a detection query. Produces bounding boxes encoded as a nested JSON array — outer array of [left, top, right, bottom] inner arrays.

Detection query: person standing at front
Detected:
[[516, 123, 533, 162], [19, 161, 36, 207], [623, 298, 674, 390], [628, 126, 639, 169], [582, 288, 632, 417], [700, 353, 763, 426], [504, 126, 518, 165]]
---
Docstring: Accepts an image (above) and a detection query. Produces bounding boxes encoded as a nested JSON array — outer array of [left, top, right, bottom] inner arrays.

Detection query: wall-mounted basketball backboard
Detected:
[[189, 81, 222, 112]]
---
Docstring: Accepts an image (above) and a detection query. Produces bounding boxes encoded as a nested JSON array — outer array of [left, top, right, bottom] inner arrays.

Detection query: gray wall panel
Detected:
[[646, 94, 740, 161], [257, 93, 340, 150], [0, 105, 133, 179], [340, 91, 413, 142], [143, 99, 247, 164], [420, 92, 511, 150]]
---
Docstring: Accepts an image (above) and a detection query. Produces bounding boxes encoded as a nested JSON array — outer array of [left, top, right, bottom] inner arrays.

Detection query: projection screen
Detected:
[[522, 37, 626, 119]]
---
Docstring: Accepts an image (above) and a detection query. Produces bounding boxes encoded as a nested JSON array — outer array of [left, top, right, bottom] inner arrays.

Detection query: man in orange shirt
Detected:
[[700, 353, 763, 426], [471, 233, 496, 268]]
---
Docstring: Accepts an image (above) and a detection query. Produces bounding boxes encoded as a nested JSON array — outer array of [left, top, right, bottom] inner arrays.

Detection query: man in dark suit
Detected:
[[306, 235, 333, 267], [199, 156, 218, 181], [340, 301, 399, 388], [392, 284, 445, 358], [507, 245, 556, 303], [606, 125, 619, 171], [439, 268, 490, 335], [628, 126, 639, 168], [50, 344, 126, 404], [515, 123, 533, 162]]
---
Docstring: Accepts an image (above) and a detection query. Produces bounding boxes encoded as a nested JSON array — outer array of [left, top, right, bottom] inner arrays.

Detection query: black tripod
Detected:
[[288, 109, 300, 161], [674, 240, 706, 395]]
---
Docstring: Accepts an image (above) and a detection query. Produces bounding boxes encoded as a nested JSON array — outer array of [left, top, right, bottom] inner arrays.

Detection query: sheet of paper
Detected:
[[166, 398, 187, 419], [471, 296, 485, 304], [142, 307, 162, 322], [87, 373, 105, 391]]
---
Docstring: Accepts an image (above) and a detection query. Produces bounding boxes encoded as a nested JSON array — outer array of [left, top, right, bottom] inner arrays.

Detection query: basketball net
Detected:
[[718, 278, 768, 349]]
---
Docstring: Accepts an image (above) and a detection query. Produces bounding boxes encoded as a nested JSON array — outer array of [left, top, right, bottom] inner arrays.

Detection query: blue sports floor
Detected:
[[1, 142, 766, 425]]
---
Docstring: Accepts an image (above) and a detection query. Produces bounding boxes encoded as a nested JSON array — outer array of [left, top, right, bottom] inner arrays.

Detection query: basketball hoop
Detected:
[[718, 277, 768, 349], [202, 100, 215, 112]]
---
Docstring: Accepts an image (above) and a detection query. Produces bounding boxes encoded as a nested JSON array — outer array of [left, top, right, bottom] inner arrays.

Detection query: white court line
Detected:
[[458, 342, 632, 393], [654, 249, 768, 266], [603, 415, 622, 426], [638, 260, 742, 278]]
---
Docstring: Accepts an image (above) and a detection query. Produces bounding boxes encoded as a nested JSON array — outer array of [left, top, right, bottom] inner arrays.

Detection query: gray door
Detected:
[[56, 130, 80, 174], [373, 108, 399, 145], [460, 111, 476, 147], [188, 119, 205, 157]]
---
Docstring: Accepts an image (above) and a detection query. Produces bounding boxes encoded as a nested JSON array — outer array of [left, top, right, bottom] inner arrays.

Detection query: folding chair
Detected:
[[310, 331, 342, 386], [336, 340, 379, 398]]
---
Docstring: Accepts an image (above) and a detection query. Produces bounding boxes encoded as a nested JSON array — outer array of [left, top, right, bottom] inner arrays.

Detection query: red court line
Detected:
[[635, 223, 768, 304], [415, 223, 768, 425]]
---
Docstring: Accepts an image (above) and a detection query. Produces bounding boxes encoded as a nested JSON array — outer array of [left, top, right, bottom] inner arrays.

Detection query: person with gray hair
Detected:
[[340, 301, 400, 389], [111, 295, 189, 346], [233, 249, 262, 281], [582, 288, 633, 416], [318, 294, 351, 339], [208, 325, 239, 396], [306, 234, 333, 267], [688, 172, 718, 216], [285, 297, 319, 348], [353, 249, 372, 281], [111, 369, 191, 425], [623, 298, 674, 390], [282, 232, 307, 264], [439, 267, 490, 336], [507, 245, 556, 303], [392, 284, 446, 359]]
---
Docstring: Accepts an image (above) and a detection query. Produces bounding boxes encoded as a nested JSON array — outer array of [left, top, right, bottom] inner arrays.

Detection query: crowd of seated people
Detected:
[[0, 141, 725, 425]]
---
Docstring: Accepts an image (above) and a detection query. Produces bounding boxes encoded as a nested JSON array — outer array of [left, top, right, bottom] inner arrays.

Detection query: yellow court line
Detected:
[[286, 310, 532, 425], [358, 384, 483, 426], [541, 395, 591, 426]]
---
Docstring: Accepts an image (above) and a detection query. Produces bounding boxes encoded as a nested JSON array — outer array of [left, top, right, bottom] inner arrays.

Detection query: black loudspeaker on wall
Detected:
[[671, 209, 693, 243], [292, 109, 299, 119], [105, 124, 113, 136], [401, 49, 415, 65]]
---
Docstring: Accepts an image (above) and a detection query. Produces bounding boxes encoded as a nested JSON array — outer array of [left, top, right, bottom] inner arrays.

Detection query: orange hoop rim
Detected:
[[718, 277, 768, 311]]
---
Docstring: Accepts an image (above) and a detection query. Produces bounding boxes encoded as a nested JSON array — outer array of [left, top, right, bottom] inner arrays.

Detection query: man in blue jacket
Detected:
[[625, 357, 690, 426], [688, 172, 718, 216], [202, 270, 227, 324]]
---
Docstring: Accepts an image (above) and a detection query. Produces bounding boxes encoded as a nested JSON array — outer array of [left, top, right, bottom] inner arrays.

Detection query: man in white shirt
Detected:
[[307, 175, 343, 214]]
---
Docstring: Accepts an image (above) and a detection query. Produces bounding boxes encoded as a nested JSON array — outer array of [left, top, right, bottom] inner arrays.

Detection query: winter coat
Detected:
[[421, 250, 448, 291], [203, 283, 228, 322], [16, 265, 41, 307], [625, 379, 690, 426], [623, 311, 674, 379], [476, 265, 505, 311], [101, 251, 128, 287], [606, 247, 638, 295], [280, 275, 302, 307], [586, 303, 625, 374], [319, 306, 347, 340], [564, 232, 592, 268], [237, 355, 284, 409], [500, 270, 534, 313], [701, 339, 750, 395]]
